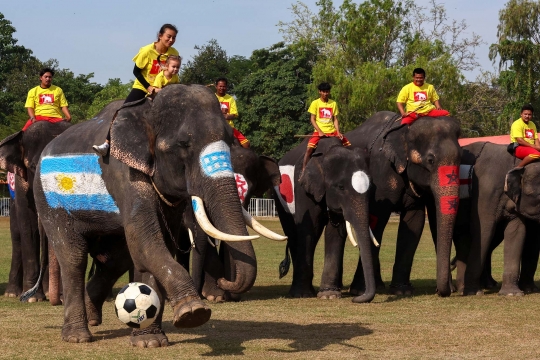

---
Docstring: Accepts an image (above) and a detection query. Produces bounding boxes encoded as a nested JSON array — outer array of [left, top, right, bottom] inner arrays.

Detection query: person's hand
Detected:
[[336, 131, 344, 140], [318, 131, 325, 137], [154, 88, 162, 93], [30, 116, 36, 123], [147, 86, 155, 94], [65, 117, 71, 122], [436, 106, 443, 110]]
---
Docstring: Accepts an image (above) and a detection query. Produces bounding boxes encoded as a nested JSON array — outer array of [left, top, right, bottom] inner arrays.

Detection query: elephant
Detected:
[[272, 137, 375, 303], [25, 85, 281, 346], [452, 142, 540, 295], [346, 111, 461, 296], [0, 121, 72, 301]]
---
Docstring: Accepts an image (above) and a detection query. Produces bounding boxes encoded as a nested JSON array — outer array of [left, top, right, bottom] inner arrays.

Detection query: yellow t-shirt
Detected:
[[24, 85, 68, 118], [396, 82, 439, 114], [132, 43, 179, 92], [308, 98, 339, 133], [510, 118, 538, 144], [153, 71, 179, 89], [215, 94, 238, 128]]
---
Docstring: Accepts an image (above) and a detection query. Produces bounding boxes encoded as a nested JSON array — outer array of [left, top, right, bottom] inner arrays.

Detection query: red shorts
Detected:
[[515, 146, 540, 159], [233, 128, 249, 145], [307, 131, 351, 149], [401, 109, 450, 125], [22, 115, 64, 131]]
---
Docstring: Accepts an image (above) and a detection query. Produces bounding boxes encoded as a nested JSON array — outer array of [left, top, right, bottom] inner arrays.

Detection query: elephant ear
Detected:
[[252, 155, 281, 197], [505, 167, 525, 206], [0, 131, 26, 179], [110, 100, 155, 176], [381, 126, 408, 174], [299, 153, 325, 202]]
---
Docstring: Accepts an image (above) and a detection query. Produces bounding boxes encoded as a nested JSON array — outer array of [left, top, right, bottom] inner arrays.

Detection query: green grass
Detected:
[[1, 217, 540, 359]]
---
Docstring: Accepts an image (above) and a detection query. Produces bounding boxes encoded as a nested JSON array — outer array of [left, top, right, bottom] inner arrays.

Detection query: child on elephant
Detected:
[[510, 104, 540, 168], [153, 55, 182, 93], [396, 68, 449, 125], [301, 82, 350, 173]]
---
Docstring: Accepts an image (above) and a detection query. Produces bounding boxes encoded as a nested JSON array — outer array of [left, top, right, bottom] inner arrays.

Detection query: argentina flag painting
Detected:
[[40, 154, 120, 213]]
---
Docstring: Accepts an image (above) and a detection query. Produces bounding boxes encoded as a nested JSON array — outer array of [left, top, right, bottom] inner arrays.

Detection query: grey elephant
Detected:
[[453, 142, 540, 295], [272, 137, 375, 302], [27, 85, 280, 347], [0, 121, 71, 301], [347, 112, 461, 296]]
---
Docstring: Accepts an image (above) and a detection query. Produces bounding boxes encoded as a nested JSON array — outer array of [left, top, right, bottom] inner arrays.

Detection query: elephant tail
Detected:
[[20, 218, 48, 302]]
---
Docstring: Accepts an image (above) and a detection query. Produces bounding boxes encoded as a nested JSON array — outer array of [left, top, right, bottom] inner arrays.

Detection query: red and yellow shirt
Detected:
[[511, 117, 538, 144], [132, 43, 179, 93], [397, 82, 439, 114], [308, 98, 339, 133], [216, 94, 238, 128], [24, 85, 68, 118]]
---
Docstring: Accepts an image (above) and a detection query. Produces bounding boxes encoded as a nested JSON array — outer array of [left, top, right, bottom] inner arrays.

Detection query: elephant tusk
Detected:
[[188, 228, 195, 248], [369, 228, 380, 247], [191, 196, 259, 241], [207, 236, 215, 248], [346, 221, 358, 247], [242, 208, 288, 241], [346, 221, 380, 247]]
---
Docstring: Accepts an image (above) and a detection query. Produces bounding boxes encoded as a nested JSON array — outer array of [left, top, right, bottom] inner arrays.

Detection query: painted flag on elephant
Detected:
[[40, 154, 120, 213], [275, 165, 295, 214], [459, 165, 473, 199]]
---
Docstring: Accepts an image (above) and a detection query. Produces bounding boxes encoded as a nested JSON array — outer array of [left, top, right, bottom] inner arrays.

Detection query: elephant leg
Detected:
[[389, 207, 425, 295], [5, 204, 23, 297], [480, 228, 503, 290], [288, 203, 326, 298], [317, 217, 346, 299], [175, 226, 191, 272], [131, 273, 168, 348], [86, 236, 132, 326], [350, 209, 390, 294], [201, 241, 227, 302], [19, 207, 44, 302], [499, 218, 526, 296], [519, 222, 540, 293]]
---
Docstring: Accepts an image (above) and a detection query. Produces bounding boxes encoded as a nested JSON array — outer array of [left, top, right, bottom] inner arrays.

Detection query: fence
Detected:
[[0, 198, 9, 217], [248, 198, 277, 218], [0, 197, 278, 219]]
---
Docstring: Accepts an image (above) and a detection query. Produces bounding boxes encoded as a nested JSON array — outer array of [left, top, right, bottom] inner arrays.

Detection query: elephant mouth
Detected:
[[190, 196, 287, 242]]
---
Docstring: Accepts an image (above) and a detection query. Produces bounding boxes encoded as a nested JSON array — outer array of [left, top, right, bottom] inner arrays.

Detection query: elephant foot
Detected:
[[317, 287, 341, 300], [172, 296, 211, 328], [519, 281, 539, 293], [62, 326, 93, 343], [5, 284, 22, 298], [131, 326, 169, 348], [389, 283, 414, 296], [287, 284, 316, 298], [202, 280, 227, 302], [481, 276, 498, 290], [27, 296, 46, 303], [498, 285, 524, 297], [463, 288, 484, 296], [4, 292, 19, 298], [85, 293, 102, 326]]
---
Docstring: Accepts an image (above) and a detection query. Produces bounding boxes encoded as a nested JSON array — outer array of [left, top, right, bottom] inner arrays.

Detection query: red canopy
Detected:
[[458, 135, 509, 146]]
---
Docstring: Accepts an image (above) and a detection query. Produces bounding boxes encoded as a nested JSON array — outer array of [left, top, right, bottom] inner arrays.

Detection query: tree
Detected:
[[489, 0, 540, 125], [234, 43, 317, 159], [86, 78, 131, 118]]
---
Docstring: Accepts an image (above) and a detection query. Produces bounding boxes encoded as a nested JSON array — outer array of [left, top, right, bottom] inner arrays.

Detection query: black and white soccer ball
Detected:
[[114, 282, 160, 329]]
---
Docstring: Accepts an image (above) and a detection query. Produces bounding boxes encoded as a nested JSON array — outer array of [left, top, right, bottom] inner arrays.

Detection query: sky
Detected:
[[2, 0, 508, 85]]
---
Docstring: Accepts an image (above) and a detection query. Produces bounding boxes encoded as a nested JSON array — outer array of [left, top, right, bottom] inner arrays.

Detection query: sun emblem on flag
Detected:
[[55, 174, 76, 193]]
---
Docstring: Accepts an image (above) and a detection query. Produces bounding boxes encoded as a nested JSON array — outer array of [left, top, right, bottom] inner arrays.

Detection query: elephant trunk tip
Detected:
[[436, 287, 451, 297], [217, 271, 253, 294], [351, 291, 375, 304]]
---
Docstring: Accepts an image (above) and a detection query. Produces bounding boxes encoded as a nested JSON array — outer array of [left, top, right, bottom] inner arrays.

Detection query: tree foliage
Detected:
[[234, 43, 317, 159], [489, 0, 540, 124]]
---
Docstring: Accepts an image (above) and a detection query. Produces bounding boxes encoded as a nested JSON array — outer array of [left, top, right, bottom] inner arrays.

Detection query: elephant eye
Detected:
[[178, 140, 191, 148], [338, 184, 345, 190]]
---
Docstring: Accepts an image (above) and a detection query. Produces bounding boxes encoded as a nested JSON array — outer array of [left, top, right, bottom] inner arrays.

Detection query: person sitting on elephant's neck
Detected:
[[23, 68, 71, 131], [152, 55, 181, 94], [397, 68, 449, 125], [213, 77, 250, 149], [93, 23, 179, 156], [510, 104, 540, 168], [301, 82, 351, 174]]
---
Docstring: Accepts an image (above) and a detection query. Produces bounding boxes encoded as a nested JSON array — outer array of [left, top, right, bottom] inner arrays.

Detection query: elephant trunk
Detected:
[[203, 179, 257, 294], [345, 206, 376, 304], [432, 165, 460, 297]]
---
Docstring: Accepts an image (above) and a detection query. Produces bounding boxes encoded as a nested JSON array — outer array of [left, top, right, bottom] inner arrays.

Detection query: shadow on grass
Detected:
[[94, 319, 372, 355]]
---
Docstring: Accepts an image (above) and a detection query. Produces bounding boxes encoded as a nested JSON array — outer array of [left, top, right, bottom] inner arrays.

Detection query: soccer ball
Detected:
[[114, 282, 160, 329]]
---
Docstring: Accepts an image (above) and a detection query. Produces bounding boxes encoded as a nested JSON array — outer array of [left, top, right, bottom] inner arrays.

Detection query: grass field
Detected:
[[1, 217, 540, 359]]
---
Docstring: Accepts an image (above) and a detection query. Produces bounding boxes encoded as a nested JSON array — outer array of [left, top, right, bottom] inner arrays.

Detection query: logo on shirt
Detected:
[[220, 102, 230, 114], [414, 91, 427, 102], [525, 129, 535, 139], [150, 59, 166, 75], [319, 107, 333, 119], [39, 94, 54, 104]]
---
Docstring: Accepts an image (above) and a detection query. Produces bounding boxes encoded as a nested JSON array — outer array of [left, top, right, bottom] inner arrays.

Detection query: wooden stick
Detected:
[[294, 134, 334, 138]]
